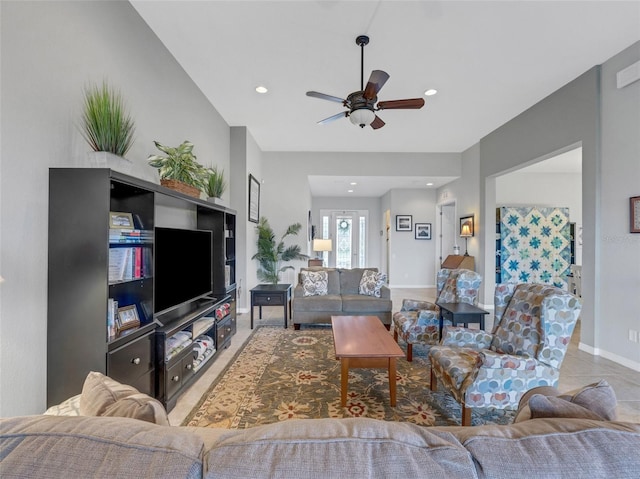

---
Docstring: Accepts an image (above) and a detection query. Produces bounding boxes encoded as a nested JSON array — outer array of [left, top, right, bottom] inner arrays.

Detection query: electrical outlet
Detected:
[[629, 329, 639, 343]]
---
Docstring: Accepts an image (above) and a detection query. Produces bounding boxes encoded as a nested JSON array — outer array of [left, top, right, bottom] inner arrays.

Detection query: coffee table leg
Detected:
[[341, 358, 349, 407], [389, 357, 397, 407]]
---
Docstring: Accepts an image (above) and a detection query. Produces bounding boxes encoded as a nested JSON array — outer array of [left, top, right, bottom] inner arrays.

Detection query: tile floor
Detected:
[[168, 287, 640, 425]]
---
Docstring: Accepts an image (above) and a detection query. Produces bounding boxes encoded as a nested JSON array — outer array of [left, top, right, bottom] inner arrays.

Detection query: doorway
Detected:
[[320, 210, 368, 268], [438, 201, 457, 268]]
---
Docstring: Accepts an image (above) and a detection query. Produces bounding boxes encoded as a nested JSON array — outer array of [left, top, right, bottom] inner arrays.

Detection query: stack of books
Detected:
[[109, 229, 153, 244]]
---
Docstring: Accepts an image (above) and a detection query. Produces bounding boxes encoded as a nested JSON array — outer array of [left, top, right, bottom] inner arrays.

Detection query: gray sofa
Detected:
[[2, 414, 639, 478], [292, 267, 392, 329], [3, 376, 639, 478]]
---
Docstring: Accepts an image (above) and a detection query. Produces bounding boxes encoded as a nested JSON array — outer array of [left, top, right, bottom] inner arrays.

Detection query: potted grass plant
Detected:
[[147, 140, 207, 198], [203, 166, 227, 203], [252, 217, 308, 284], [81, 82, 135, 173]]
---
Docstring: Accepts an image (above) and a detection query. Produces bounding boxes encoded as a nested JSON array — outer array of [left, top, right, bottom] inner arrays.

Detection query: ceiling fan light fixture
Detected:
[[349, 108, 375, 128]]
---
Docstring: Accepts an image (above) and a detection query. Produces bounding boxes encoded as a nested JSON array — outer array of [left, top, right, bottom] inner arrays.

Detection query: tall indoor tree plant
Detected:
[[252, 217, 308, 284]]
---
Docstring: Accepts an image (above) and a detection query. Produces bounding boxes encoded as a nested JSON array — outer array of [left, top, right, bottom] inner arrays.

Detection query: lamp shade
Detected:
[[313, 239, 332, 252], [460, 222, 473, 237], [349, 108, 375, 128]]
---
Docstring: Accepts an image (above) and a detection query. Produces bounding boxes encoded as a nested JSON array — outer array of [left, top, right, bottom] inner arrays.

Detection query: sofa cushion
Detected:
[[358, 269, 387, 298], [79, 371, 141, 416], [78, 371, 169, 425], [204, 417, 475, 479], [514, 380, 617, 422], [299, 268, 340, 295], [528, 395, 605, 421], [339, 268, 372, 295], [300, 270, 329, 296], [447, 418, 640, 479], [44, 394, 81, 416], [102, 393, 170, 425], [558, 379, 618, 421], [0, 415, 204, 479], [293, 294, 342, 312], [341, 294, 392, 313]]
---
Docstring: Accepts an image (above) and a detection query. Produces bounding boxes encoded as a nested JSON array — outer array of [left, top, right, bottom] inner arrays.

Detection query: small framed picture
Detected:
[[396, 215, 412, 231], [460, 215, 475, 237], [248, 174, 260, 224], [117, 304, 140, 331], [631, 196, 640, 233], [109, 211, 134, 229], [415, 223, 432, 240]]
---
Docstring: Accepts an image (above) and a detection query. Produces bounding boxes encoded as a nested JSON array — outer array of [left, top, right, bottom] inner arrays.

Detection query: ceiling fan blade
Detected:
[[363, 70, 390, 100], [317, 111, 348, 125], [377, 98, 425, 110], [370, 115, 385, 130], [306, 91, 346, 104]]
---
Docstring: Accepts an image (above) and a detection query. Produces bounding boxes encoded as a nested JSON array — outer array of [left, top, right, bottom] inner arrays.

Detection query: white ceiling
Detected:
[[131, 1, 638, 195]]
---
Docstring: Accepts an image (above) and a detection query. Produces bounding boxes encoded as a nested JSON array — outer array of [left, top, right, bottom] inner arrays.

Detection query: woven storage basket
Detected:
[[160, 179, 200, 198]]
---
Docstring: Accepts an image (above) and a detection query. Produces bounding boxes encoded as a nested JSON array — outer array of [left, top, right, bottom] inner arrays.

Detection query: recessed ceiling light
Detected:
[[424, 89, 437, 96], [426, 182, 434, 186], [347, 189, 354, 193], [255, 86, 268, 94], [350, 182, 357, 185]]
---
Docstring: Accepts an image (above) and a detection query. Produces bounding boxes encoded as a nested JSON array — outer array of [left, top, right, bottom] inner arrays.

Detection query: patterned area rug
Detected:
[[183, 326, 515, 428]]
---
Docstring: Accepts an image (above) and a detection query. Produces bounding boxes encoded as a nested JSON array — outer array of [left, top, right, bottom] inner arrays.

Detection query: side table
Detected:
[[250, 284, 292, 329], [436, 302, 489, 337]]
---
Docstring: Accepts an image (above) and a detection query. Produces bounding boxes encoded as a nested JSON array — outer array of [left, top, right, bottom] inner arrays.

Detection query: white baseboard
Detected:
[[579, 342, 640, 372], [389, 284, 434, 289]]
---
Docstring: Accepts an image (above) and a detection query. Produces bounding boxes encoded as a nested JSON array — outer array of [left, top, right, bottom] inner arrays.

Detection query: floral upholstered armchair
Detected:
[[429, 283, 582, 426], [392, 268, 482, 361]]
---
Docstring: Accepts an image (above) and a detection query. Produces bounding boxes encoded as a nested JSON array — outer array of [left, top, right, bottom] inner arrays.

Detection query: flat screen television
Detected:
[[154, 227, 213, 315]]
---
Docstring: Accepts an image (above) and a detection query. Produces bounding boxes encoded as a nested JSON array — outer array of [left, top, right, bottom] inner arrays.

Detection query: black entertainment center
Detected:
[[47, 168, 237, 410]]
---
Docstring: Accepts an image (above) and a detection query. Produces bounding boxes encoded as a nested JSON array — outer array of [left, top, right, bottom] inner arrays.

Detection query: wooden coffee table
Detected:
[[331, 316, 405, 407]]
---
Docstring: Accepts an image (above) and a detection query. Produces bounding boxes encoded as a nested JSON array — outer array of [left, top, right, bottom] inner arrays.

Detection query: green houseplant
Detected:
[[80, 82, 135, 157], [147, 140, 208, 198], [252, 217, 308, 284], [203, 166, 227, 200]]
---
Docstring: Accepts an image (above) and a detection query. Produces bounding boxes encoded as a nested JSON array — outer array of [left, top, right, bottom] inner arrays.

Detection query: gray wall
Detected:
[[477, 43, 640, 369], [0, 1, 231, 416]]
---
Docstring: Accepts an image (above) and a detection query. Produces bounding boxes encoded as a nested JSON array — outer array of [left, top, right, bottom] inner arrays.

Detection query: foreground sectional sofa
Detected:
[[2, 413, 639, 478]]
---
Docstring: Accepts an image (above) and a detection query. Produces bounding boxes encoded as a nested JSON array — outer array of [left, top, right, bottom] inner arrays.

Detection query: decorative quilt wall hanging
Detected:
[[496, 206, 572, 289]]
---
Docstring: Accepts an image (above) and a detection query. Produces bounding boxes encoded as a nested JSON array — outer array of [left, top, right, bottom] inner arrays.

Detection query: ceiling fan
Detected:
[[306, 35, 425, 129]]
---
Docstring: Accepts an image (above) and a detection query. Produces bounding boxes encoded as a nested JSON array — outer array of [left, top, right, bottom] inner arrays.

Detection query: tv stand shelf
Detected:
[[47, 168, 237, 408], [155, 296, 234, 411]]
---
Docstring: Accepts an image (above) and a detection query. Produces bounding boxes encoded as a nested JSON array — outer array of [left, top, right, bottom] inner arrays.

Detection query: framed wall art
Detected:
[[396, 215, 412, 231], [248, 174, 260, 223], [631, 196, 640, 233], [415, 223, 432, 240], [459, 215, 475, 237]]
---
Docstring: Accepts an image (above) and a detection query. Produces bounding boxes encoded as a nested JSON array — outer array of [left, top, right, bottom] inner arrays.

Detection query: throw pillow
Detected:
[[558, 379, 618, 421], [102, 393, 170, 425], [301, 270, 329, 296], [528, 394, 606, 420], [359, 269, 387, 298], [79, 371, 141, 417]]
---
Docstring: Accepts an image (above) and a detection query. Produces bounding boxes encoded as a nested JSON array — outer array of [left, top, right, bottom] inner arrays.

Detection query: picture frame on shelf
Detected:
[[248, 174, 260, 223], [109, 211, 134, 229], [396, 215, 412, 231], [117, 304, 140, 331], [415, 223, 432, 240], [631, 196, 640, 233]]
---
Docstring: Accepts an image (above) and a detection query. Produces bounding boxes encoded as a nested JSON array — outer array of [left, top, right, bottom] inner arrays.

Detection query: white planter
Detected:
[[207, 196, 227, 207], [86, 151, 133, 175]]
